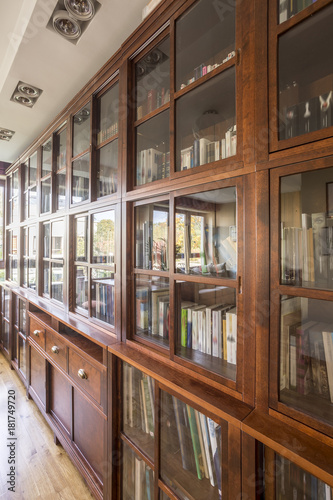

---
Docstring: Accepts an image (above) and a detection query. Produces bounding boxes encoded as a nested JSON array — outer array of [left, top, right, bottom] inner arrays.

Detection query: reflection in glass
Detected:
[[75, 266, 88, 310], [136, 111, 170, 186], [122, 441, 154, 500], [72, 153, 90, 203], [44, 223, 50, 258], [29, 186, 37, 218], [44, 261, 50, 296], [42, 139, 52, 177], [92, 210, 115, 264], [73, 103, 91, 157], [161, 391, 222, 500], [280, 168, 333, 290], [56, 128, 67, 171], [122, 362, 154, 460], [19, 336, 27, 379], [176, 0, 235, 90], [51, 263, 63, 302], [56, 173, 66, 210], [41, 178, 51, 213], [19, 300, 26, 336], [279, 295, 333, 427], [135, 202, 169, 271], [91, 268, 115, 325], [30, 152, 37, 184], [97, 140, 118, 196], [176, 69, 236, 171], [3, 321, 10, 351], [176, 281, 237, 380], [75, 216, 88, 262], [176, 187, 237, 277], [278, 5, 333, 140], [98, 82, 119, 145], [136, 36, 170, 120], [51, 220, 64, 258], [135, 276, 169, 347]]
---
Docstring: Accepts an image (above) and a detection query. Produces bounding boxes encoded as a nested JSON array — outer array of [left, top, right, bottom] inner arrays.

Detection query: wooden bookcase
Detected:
[[1, 0, 333, 498]]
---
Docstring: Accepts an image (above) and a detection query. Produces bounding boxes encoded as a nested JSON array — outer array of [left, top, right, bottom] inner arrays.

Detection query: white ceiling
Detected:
[[0, 0, 150, 164]]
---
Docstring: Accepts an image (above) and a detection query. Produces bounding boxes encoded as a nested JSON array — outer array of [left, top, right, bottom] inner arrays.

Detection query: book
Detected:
[[312, 213, 328, 284], [207, 418, 222, 498], [280, 297, 301, 391], [199, 412, 215, 487], [194, 410, 209, 479], [226, 307, 237, 365], [308, 322, 330, 399], [322, 329, 333, 403], [191, 305, 206, 350], [186, 404, 205, 480], [172, 396, 195, 472], [151, 288, 169, 336], [295, 320, 316, 395]]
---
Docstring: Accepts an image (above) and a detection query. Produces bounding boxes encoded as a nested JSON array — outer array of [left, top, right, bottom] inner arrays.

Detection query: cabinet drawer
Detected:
[[69, 349, 102, 404], [29, 317, 46, 350], [46, 331, 67, 372]]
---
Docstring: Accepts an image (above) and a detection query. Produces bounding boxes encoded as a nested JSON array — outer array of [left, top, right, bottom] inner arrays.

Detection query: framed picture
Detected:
[[327, 182, 333, 217]]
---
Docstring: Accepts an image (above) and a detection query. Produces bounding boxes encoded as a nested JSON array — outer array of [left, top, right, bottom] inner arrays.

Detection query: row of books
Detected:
[[123, 448, 154, 500], [136, 222, 168, 271], [123, 363, 155, 439], [136, 149, 170, 185], [281, 92, 333, 140], [279, 0, 317, 23], [98, 170, 117, 196], [92, 279, 115, 325], [281, 212, 333, 288], [275, 454, 332, 500], [180, 127, 237, 171], [280, 297, 333, 403], [179, 51, 236, 91], [180, 302, 237, 364], [96, 122, 118, 145], [137, 88, 170, 120], [172, 396, 222, 497], [136, 286, 170, 339]]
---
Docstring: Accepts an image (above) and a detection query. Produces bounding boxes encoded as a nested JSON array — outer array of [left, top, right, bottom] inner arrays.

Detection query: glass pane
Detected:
[[136, 111, 170, 186], [28, 226, 37, 258], [29, 186, 37, 218], [176, 0, 235, 91], [73, 103, 91, 157], [75, 216, 88, 262], [279, 295, 333, 426], [29, 152, 37, 184], [51, 220, 64, 259], [176, 187, 237, 278], [19, 299, 26, 336], [278, 5, 333, 140], [24, 192, 28, 221], [12, 170, 19, 196], [56, 173, 66, 210], [51, 263, 63, 303], [136, 36, 170, 120], [91, 268, 115, 325], [0, 184, 3, 260], [28, 258, 36, 290], [2, 320, 10, 351], [75, 266, 88, 310], [56, 127, 67, 171], [23, 258, 28, 287], [43, 223, 50, 258], [279, 0, 318, 23], [19, 336, 27, 379], [92, 210, 115, 264], [176, 68, 236, 171], [41, 178, 51, 213], [12, 196, 19, 222], [97, 82, 119, 145], [135, 202, 169, 271], [161, 391, 222, 500], [122, 441, 154, 500], [7, 200, 12, 226], [280, 168, 333, 290], [72, 153, 90, 203], [135, 276, 169, 347], [42, 138, 52, 177], [3, 289, 10, 319], [97, 140, 118, 196], [43, 262, 50, 296], [123, 362, 154, 460], [176, 281, 237, 380], [23, 162, 28, 191]]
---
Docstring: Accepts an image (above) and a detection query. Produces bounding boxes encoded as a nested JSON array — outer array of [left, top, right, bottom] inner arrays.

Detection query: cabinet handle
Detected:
[[78, 369, 88, 380], [51, 346, 59, 354], [33, 329, 41, 337]]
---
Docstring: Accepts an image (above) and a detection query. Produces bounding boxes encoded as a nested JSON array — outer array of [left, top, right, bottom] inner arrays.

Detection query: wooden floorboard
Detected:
[[0, 352, 95, 500]]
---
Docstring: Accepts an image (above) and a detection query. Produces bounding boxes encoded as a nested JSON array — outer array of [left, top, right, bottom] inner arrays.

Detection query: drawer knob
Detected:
[[78, 369, 88, 380], [51, 346, 59, 354], [33, 329, 41, 337]]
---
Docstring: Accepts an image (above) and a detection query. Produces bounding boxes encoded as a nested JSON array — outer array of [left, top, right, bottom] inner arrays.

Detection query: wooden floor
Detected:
[[0, 352, 94, 500]]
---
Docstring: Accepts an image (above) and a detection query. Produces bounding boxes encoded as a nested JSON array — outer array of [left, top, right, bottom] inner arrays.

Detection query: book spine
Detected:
[[186, 405, 205, 480]]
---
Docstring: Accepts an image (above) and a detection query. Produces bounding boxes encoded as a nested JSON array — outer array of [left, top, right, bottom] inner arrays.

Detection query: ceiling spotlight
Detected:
[[53, 10, 82, 40], [13, 93, 34, 107], [17, 82, 41, 98], [64, 0, 95, 21], [0, 128, 15, 142]]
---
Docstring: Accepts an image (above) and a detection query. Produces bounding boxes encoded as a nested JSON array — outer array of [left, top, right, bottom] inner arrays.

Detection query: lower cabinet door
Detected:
[[30, 346, 46, 407], [49, 365, 72, 436], [73, 389, 105, 482]]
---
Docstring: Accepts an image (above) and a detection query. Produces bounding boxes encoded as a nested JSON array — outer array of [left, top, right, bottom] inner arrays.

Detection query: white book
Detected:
[[226, 307, 237, 365], [221, 138, 226, 159], [199, 412, 215, 487], [225, 130, 231, 158], [199, 138, 210, 166], [214, 140, 220, 161], [192, 305, 205, 350]]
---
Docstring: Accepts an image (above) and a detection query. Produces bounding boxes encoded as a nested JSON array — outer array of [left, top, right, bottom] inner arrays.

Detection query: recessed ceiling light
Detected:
[[10, 81, 43, 108], [13, 93, 34, 107], [17, 82, 41, 98], [64, 0, 95, 21], [53, 10, 82, 40], [0, 128, 15, 141]]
